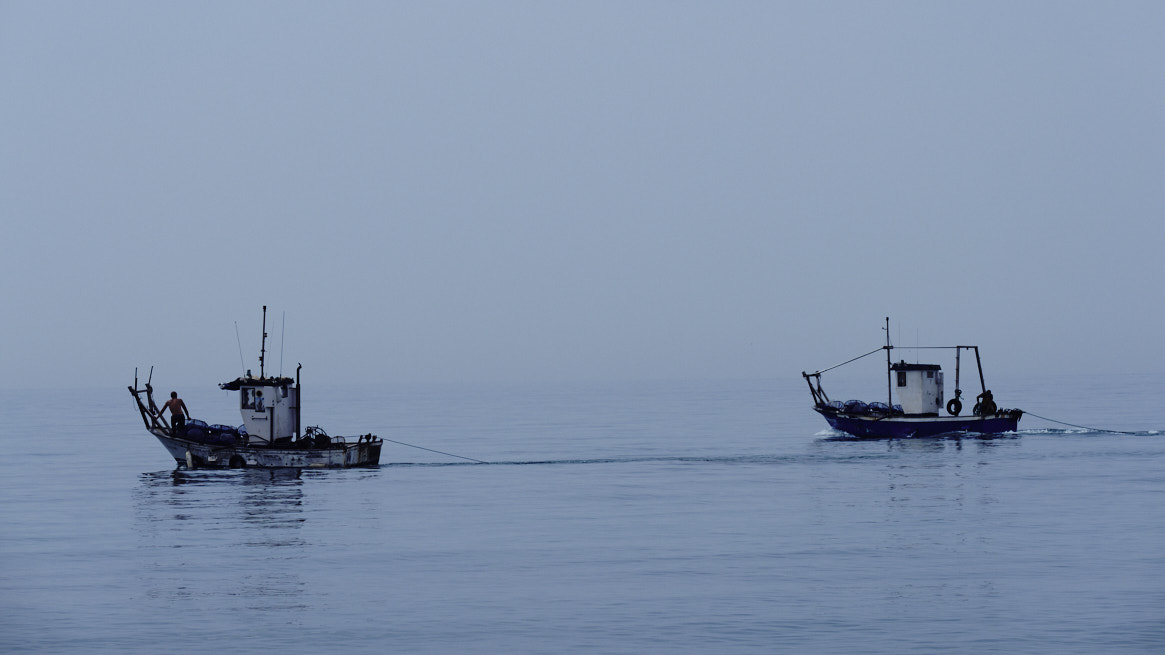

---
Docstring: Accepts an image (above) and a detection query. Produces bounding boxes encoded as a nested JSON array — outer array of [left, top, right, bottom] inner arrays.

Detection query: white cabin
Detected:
[[220, 374, 299, 445], [891, 361, 944, 415]]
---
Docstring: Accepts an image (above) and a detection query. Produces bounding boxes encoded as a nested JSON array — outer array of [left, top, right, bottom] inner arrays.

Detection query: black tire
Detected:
[[947, 398, 962, 416]]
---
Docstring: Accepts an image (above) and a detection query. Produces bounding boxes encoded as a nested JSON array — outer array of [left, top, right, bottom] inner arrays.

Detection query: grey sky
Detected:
[[2, 2, 1163, 390]]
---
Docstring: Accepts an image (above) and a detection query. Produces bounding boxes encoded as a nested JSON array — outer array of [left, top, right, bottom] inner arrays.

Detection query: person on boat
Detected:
[[975, 390, 997, 416], [159, 391, 190, 434], [254, 390, 264, 411]]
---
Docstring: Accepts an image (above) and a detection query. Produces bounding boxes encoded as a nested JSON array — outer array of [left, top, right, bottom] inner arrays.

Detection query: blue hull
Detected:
[[817, 408, 1021, 438]]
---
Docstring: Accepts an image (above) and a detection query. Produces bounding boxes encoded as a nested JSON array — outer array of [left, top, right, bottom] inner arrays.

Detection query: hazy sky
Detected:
[[2, 2, 1163, 390]]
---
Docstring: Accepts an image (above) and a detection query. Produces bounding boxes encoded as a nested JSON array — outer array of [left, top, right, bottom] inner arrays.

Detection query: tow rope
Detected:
[[1021, 410, 1143, 436], [380, 438, 489, 463]]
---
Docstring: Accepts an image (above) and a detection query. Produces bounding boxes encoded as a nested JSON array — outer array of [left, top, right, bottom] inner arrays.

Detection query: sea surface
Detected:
[[2, 374, 1163, 654]]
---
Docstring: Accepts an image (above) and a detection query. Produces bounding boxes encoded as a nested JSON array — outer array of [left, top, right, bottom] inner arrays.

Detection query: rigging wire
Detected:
[[234, 322, 246, 376], [1021, 410, 1142, 435], [812, 347, 885, 375], [380, 437, 488, 464]]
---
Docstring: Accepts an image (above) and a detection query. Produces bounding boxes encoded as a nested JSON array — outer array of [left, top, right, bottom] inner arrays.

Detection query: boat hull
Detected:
[[816, 408, 1021, 438], [151, 429, 382, 468]]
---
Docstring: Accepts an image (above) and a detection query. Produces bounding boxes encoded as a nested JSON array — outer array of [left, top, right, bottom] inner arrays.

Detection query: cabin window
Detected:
[[242, 388, 265, 410], [926, 371, 934, 379], [896, 372, 906, 387]]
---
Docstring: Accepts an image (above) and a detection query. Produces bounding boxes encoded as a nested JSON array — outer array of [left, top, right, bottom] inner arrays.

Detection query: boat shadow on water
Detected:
[[138, 466, 387, 489], [817, 430, 1022, 444], [139, 467, 308, 487]]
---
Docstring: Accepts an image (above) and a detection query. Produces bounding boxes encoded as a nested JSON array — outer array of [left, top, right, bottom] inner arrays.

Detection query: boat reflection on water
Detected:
[[132, 468, 309, 610]]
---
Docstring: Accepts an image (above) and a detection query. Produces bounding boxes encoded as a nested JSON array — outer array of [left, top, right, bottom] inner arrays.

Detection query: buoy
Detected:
[[185, 450, 195, 469]]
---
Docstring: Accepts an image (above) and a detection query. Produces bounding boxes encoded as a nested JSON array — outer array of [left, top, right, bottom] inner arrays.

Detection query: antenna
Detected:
[[235, 321, 246, 376], [259, 305, 267, 379], [279, 311, 286, 378]]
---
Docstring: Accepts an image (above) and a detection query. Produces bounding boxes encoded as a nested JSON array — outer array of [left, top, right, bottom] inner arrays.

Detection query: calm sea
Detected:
[[2, 375, 1163, 654]]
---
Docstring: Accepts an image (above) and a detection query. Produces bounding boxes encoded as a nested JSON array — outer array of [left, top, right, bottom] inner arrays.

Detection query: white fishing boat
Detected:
[[129, 307, 382, 468]]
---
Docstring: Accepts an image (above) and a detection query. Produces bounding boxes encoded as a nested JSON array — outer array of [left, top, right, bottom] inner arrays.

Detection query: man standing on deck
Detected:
[[159, 391, 190, 434]]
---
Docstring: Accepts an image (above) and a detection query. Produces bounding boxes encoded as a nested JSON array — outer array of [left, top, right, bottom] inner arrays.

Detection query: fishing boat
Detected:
[[802, 318, 1022, 438], [129, 307, 382, 468]]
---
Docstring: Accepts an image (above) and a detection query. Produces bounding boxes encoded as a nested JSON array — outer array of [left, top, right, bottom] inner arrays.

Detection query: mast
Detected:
[[884, 316, 892, 407], [259, 305, 267, 379]]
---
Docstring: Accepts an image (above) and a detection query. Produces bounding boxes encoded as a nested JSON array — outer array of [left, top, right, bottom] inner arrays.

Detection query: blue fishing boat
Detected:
[[802, 318, 1022, 438]]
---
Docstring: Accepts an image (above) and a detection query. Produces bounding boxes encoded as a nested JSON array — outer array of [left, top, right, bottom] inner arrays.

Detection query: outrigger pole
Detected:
[[128, 365, 169, 435], [955, 347, 962, 403], [802, 343, 884, 408], [974, 346, 986, 392], [951, 346, 985, 405]]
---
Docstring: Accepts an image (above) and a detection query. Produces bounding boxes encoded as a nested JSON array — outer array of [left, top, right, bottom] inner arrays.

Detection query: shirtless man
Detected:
[[159, 391, 190, 434]]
